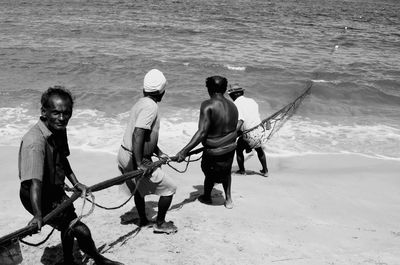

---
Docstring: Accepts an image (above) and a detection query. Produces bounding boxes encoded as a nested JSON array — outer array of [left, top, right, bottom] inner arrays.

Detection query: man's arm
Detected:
[[176, 101, 211, 162], [28, 179, 43, 231], [132, 127, 153, 174], [236, 120, 244, 135], [63, 157, 87, 192], [154, 145, 170, 161], [20, 141, 46, 231]]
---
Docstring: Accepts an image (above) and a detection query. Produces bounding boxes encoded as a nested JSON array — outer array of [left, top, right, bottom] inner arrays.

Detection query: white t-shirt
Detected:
[[234, 95, 261, 131], [121, 97, 160, 156]]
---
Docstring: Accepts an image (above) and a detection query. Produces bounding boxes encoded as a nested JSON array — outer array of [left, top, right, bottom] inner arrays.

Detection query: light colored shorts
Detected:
[[117, 147, 177, 197], [243, 125, 266, 149]]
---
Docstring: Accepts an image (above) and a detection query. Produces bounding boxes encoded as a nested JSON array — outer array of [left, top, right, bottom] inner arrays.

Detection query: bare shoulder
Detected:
[[200, 98, 214, 110]]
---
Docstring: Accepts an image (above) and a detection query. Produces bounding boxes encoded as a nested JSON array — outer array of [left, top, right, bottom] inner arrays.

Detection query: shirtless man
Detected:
[[176, 76, 238, 209]]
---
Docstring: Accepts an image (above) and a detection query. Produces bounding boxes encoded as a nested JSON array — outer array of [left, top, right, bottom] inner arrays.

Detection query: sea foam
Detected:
[[1, 107, 399, 160]]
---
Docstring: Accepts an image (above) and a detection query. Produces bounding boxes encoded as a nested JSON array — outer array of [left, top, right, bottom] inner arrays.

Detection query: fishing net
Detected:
[[242, 81, 312, 144]]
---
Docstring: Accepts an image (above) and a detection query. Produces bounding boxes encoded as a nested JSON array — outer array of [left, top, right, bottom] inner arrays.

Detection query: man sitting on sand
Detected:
[[176, 76, 238, 209], [227, 83, 269, 177], [117, 69, 178, 234], [19, 86, 122, 265]]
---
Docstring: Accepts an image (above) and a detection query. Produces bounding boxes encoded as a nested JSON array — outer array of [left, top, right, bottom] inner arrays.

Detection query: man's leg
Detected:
[[156, 195, 173, 226], [125, 177, 149, 226], [153, 195, 177, 234], [71, 221, 122, 265], [256, 145, 268, 176], [133, 190, 149, 226], [152, 170, 178, 234], [60, 227, 75, 264], [236, 138, 246, 174], [201, 176, 214, 203], [199, 155, 215, 204], [222, 173, 233, 209]]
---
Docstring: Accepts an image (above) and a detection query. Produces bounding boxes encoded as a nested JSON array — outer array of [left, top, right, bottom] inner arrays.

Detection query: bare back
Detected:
[[177, 91, 239, 160], [201, 94, 238, 139]]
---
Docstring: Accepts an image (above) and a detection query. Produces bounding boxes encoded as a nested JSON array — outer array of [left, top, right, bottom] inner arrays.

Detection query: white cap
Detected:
[[143, 69, 167, 94]]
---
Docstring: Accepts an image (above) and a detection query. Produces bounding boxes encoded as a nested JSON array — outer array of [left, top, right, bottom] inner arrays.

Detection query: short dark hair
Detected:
[[41, 86, 74, 109], [206, 76, 228, 94]]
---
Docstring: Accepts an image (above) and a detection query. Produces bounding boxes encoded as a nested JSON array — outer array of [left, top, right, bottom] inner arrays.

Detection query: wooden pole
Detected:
[[0, 144, 205, 246]]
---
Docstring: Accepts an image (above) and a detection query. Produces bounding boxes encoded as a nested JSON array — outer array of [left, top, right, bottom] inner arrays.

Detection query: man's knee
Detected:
[[70, 221, 91, 237], [166, 182, 177, 196], [255, 147, 264, 155], [162, 174, 177, 195], [236, 139, 246, 152]]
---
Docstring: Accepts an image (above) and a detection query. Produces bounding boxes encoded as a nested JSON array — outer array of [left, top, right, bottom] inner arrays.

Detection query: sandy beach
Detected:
[[1, 145, 399, 265]]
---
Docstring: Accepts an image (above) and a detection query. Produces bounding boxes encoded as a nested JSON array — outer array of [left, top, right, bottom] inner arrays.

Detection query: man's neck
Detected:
[[146, 95, 159, 103], [210, 92, 224, 98]]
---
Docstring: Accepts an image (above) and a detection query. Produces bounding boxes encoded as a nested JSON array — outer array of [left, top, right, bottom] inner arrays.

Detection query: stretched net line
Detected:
[[242, 81, 312, 143]]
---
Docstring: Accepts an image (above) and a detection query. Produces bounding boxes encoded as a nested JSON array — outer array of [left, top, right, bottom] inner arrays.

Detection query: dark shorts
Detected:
[[20, 181, 77, 231], [237, 136, 253, 153], [201, 150, 235, 183]]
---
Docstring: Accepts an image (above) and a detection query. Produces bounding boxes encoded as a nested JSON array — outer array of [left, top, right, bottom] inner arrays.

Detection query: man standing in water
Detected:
[[19, 86, 122, 265], [176, 76, 238, 209], [227, 83, 269, 177], [118, 69, 178, 234]]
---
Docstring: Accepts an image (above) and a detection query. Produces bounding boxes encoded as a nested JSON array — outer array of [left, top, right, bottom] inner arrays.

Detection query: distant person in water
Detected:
[[118, 69, 178, 234], [18, 86, 122, 265], [227, 83, 269, 177], [176, 76, 238, 209]]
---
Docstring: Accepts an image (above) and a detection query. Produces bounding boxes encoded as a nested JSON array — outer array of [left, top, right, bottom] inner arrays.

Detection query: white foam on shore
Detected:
[[225, 64, 246, 71], [311, 79, 339, 83], [1, 107, 399, 160]]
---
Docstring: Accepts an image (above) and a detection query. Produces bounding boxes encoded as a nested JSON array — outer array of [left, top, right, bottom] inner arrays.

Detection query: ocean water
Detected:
[[0, 0, 399, 160]]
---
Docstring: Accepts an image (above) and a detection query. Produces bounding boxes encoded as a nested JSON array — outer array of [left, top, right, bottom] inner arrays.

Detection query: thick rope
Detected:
[[84, 174, 146, 211], [85, 194, 134, 210], [166, 154, 202, 173], [19, 228, 56, 247], [60, 153, 202, 213], [78, 173, 146, 211], [79, 154, 202, 210], [68, 188, 95, 229]]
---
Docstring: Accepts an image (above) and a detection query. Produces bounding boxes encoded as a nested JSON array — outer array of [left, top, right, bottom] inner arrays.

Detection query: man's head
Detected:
[[205, 76, 228, 96], [227, 83, 245, 101], [40, 86, 74, 132], [143, 69, 167, 102]]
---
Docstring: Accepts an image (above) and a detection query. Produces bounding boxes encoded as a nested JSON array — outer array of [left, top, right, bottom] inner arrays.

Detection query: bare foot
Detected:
[[153, 221, 178, 234], [235, 170, 246, 175], [198, 194, 212, 205], [260, 169, 269, 177], [139, 218, 151, 227], [224, 199, 233, 209]]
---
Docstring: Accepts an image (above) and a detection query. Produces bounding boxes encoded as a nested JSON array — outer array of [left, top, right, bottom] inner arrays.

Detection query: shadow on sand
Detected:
[[39, 184, 227, 264], [40, 240, 84, 265], [119, 184, 226, 226]]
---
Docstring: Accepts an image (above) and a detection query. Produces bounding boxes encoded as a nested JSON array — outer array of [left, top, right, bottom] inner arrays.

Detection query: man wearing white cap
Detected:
[[117, 69, 177, 234], [227, 83, 269, 177]]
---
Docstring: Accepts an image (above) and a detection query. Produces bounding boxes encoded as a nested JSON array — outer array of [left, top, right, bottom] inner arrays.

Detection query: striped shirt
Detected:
[[18, 120, 72, 186]]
